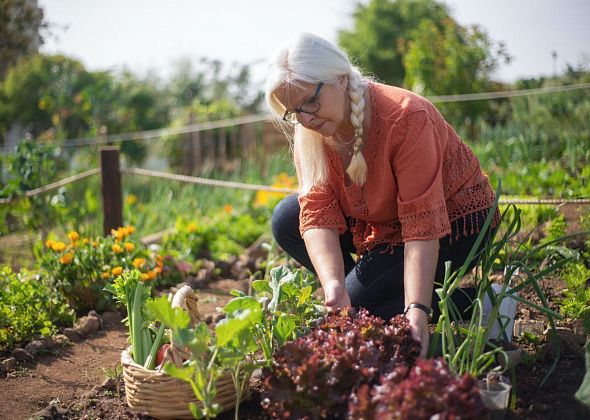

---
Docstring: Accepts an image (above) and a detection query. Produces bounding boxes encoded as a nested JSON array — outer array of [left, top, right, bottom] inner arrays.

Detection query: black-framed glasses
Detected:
[[282, 82, 323, 125]]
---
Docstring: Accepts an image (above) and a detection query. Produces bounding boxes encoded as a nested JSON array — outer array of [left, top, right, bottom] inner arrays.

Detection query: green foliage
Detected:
[[403, 17, 510, 134], [0, 265, 74, 352], [339, 0, 451, 86], [145, 266, 323, 419], [163, 209, 269, 262], [432, 186, 566, 386], [0, 0, 45, 80], [559, 262, 590, 333]]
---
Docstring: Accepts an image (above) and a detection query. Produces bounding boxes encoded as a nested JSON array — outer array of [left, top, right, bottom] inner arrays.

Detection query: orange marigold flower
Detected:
[[59, 253, 74, 264], [141, 273, 150, 281], [112, 244, 123, 254], [187, 222, 197, 233], [124, 242, 135, 252], [147, 270, 158, 280], [111, 266, 123, 276], [111, 228, 125, 241], [51, 241, 66, 252], [45, 239, 54, 248], [83, 238, 90, 245], [133, 258, 146, 269], [68, 231, 79, 242], [102, 271, 110, 279], [223, 204, 233, 214]]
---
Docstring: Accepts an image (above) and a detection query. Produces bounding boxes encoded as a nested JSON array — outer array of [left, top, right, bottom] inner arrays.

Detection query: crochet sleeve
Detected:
[[294, 152, 347, 237], [392, 111, 451, 242]]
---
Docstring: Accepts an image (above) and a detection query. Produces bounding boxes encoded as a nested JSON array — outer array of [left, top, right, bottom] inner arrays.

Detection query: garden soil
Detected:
[[1, 202, 590, 419]]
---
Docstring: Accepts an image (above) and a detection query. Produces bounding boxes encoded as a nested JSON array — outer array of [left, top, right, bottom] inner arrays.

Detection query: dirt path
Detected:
[[0, 325, 128, 420]]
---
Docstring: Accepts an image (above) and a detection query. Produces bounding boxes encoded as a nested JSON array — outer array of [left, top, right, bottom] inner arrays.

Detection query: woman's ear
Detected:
[[339, 75, 349, 90]]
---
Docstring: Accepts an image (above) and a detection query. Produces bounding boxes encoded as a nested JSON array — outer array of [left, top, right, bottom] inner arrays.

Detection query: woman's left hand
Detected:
[[405, 308, 430, 358]]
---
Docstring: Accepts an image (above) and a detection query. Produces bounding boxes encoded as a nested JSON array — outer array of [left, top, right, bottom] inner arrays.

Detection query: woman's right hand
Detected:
[[323, 280, 351, 310]]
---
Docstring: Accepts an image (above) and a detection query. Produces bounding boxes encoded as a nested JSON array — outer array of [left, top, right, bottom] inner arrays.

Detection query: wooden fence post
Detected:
[[100, 147, 123, 236]]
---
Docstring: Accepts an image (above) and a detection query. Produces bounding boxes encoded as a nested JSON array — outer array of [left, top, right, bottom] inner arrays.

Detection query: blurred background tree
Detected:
[[0, 0, 45, 79], [339, 0, 511, 139]]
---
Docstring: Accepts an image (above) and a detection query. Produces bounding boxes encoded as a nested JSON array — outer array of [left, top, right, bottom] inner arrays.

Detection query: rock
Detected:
[[63, 327, 82, 343], [540, 328, 585, 359], [31, 403, 68, 419], [11, 348, 33, 362], [88, 310, 103, 329], [101, 311, 122, 327], [50, 334, 71, 347], [75, 316, 100, 336], [24, 339, 47, 355], [245, 243, 268, 262], [513, 319, 545, 337], [2, 357, 17, 372], [196, 268, 210, 283]]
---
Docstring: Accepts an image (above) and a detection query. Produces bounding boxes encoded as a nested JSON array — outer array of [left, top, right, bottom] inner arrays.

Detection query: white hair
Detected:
[[265, 33, 369, 194]]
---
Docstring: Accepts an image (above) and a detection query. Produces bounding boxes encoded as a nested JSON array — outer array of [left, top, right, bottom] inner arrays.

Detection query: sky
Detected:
[[38, 0, 590, 90]]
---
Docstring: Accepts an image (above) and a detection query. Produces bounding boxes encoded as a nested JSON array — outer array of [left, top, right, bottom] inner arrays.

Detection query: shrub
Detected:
[[38, 226, 161, 313], [0, 265, 74, 352]]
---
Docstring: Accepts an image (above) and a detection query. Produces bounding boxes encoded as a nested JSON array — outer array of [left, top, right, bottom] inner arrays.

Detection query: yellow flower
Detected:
[[187, 222, 197, 233], [126, 225, 136, 234], [133, 258, 146, 269], [112, 244, 123, 254], [141, 273, 150, 281], [102, 271, 110, 279], [59, 253, 74, 264], [111, 228, 125, 241], [146, 269, 158, 280], [83, 238, 90, 245], [68, 231, 80, 242], [126, 194, 138, 205], [223, 204, 233, 214], [112, 266, 123, 276], [124, 242, 135, 252], [91, 241, 98, 247], [51, 241, 66, 252], [45, 239, 54, 248]]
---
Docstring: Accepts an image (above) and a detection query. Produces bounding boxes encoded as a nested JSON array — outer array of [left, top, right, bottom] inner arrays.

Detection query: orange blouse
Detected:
[[297, 82, 497, 255]]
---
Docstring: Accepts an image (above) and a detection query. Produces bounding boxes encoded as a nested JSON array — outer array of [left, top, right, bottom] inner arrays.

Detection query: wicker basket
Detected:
[[120, 286, 248, 419]]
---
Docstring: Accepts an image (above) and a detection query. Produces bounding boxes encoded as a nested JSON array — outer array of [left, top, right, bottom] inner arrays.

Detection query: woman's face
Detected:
[[274, 78, 349, 137]]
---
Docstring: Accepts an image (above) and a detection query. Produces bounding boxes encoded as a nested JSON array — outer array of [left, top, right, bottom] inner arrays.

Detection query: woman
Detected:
[[265, 33, 499, 357]]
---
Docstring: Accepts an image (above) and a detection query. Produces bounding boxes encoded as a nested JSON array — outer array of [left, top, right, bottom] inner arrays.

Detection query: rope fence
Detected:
[[2, 165, 588, 206], [57, 82, 590, 148], [0, 168, 100, 205]]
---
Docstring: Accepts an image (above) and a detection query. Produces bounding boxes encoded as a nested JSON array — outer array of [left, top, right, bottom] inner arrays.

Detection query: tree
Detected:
[[403, 18, 511, 138], [0, 0, 45, 79], [338, 0, 450, 86]]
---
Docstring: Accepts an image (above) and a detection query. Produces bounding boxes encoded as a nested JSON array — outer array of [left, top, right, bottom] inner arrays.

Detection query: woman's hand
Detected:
[[323, 279, 351, 310], [405, 307, 430, 358]]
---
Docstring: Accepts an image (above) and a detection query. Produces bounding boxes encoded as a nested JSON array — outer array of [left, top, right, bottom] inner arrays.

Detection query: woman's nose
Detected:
[[297, 112, 314, 126]]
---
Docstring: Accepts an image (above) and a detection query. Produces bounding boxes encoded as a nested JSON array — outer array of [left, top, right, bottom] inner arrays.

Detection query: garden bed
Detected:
[[1, 273, 588, 419]]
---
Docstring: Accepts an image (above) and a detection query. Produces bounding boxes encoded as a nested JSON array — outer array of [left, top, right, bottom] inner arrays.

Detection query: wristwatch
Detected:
[[404, 302, 433, 321]]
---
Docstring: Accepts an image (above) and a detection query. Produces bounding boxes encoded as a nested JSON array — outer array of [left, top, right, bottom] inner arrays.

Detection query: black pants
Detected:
[[271, 194, 491, 321]]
